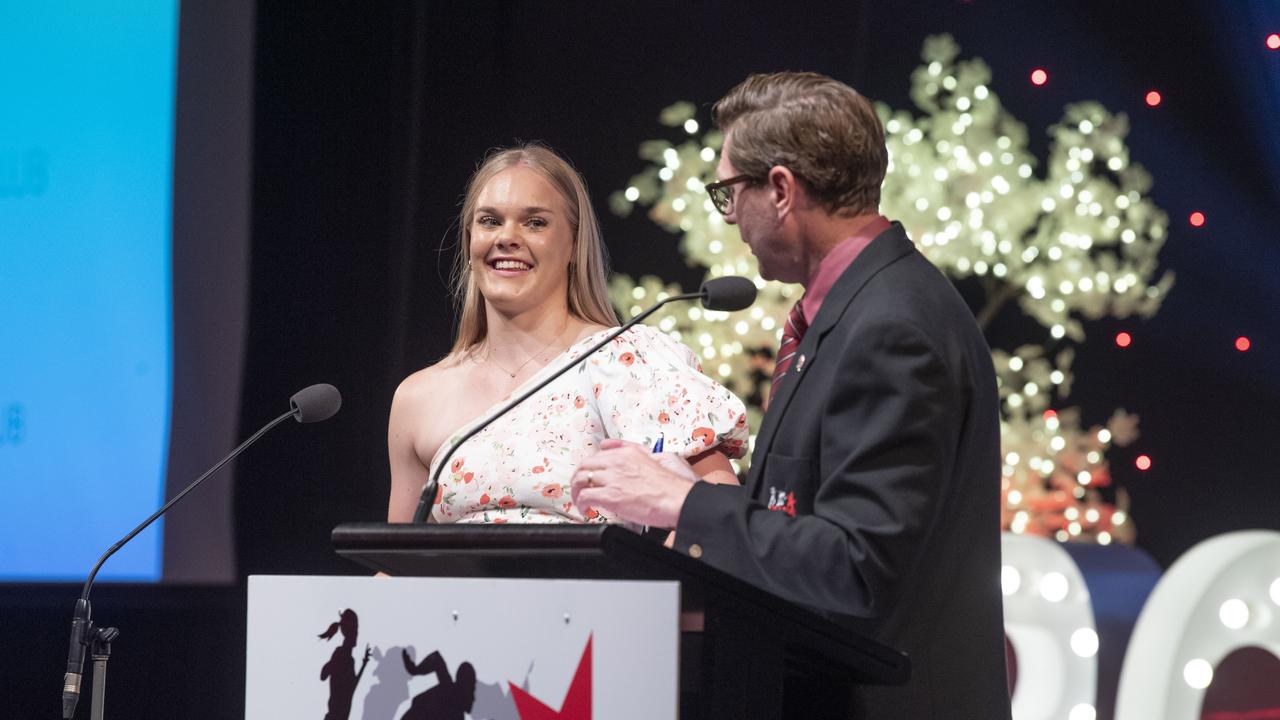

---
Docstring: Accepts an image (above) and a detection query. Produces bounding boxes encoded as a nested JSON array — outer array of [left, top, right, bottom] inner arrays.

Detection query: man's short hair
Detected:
[[713, 72, 888, 216]]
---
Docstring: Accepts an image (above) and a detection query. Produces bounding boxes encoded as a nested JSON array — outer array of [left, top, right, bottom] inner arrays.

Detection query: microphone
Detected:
[[62, 384, 342, 719], [291, 383, 342, 423], [700, 275, 757, 312], [411, 276, 757, 523]]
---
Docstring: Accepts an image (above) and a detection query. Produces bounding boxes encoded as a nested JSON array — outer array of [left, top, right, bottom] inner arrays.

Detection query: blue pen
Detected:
[[641, 434, 664, 535]]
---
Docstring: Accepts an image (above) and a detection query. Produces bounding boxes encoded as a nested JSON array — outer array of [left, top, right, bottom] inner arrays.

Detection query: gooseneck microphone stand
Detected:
[[64, 383, 341, 719], [64, 409, 295, 720]]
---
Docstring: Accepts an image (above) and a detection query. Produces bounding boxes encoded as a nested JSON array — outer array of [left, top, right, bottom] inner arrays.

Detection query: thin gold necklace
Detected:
[[486, 322, 572, 378]]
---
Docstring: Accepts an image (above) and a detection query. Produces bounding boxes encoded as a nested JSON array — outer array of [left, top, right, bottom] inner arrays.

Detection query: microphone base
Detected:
[[65, 625, 119, 719]]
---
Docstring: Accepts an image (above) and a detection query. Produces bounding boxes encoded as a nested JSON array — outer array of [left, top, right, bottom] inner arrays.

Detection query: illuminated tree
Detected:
[[609, 35, 1172, 544]]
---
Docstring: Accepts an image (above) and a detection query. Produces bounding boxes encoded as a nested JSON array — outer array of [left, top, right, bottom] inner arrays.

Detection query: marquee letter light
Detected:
[[1002, 532, 1100, 720], [1115, 530, 1280, 720]]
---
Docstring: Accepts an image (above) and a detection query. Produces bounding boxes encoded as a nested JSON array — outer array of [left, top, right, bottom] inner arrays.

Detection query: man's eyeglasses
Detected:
[[705, 174, 761, 216]]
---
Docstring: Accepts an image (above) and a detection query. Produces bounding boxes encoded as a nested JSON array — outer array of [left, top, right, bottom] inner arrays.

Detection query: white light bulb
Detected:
[[1183, 658, 1213, 689], [1040, 572, 1069, 602], [1069, 704, 1096, 720], [1002, 565, 1021, 595], [1219, 598, 1250, 629]]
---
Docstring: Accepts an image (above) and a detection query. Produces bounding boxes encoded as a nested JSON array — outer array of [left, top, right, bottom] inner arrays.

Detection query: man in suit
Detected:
[[571, 72, 1011, 718]]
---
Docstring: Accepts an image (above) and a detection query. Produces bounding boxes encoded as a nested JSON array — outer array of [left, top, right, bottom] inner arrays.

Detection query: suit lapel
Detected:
[[746, 223, 917, 496]]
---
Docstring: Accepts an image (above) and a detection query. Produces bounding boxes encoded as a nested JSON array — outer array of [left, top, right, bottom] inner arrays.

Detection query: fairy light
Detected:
[[1145, 90, 1162, 107], [1031, 68, 1049, 86]]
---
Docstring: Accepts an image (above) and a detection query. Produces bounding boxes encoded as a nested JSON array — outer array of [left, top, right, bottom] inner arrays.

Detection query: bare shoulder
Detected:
[[393, 356, 466, 409]]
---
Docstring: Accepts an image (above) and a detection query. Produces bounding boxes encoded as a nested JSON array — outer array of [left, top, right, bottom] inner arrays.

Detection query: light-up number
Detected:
[[1115, 531, 1280, 720], [1002, 532, 1100, 720]]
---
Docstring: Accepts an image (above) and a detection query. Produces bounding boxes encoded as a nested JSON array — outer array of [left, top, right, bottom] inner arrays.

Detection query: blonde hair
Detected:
[[713, 72, 887, 216], [448, 144, 617, 357]]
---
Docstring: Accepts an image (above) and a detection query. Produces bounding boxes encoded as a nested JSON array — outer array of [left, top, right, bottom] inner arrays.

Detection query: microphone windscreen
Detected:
[[700, 276, 758, 311], [290, 383, 342, 423]]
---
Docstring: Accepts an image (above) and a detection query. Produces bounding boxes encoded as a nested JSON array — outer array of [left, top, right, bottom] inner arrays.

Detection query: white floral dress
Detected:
[[429, 325, 749, 523]]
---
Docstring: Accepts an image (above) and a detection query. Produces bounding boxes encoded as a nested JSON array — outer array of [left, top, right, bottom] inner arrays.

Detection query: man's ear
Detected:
[[767, 165, 800, 218]]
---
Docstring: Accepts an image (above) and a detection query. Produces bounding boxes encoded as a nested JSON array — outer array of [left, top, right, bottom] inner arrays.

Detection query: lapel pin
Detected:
[[795, 354, 806, 373]]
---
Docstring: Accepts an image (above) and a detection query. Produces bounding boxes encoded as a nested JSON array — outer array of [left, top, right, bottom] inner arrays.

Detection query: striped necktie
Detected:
[[770, 299, 808, 398]]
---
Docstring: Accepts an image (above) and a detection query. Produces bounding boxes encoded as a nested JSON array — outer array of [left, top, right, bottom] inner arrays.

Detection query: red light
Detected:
[[1043, 409, 1058, 421], [1268, 34, 1280, 50], [1145, 90, 1162, 107], [1135, 455, 1152, 471], [1115, 332, 1132, 348], [1189, 211, 1206, 227], [1236, 336, 1252, 352], [1031, 68, 1048, 86]]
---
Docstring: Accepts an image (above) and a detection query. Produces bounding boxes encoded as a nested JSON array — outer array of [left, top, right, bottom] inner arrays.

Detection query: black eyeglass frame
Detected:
[[705, 173, 764, 215]]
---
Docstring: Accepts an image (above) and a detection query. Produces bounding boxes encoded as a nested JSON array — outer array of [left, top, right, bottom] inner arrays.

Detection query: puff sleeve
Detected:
[[586, 325, 749, 459]]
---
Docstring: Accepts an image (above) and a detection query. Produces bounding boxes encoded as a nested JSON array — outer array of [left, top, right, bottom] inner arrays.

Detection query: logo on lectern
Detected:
[[312, 609, 593, 720]]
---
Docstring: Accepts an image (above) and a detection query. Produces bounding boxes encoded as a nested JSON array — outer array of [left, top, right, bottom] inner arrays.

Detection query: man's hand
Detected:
[[570, 438, 700, 529]]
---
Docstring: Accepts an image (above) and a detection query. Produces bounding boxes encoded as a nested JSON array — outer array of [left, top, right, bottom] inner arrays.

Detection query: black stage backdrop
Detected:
[[8, 1, 1278, 718]]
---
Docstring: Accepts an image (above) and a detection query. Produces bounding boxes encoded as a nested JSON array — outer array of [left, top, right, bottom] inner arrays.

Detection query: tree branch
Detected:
[[975, 281, 1021, 332]]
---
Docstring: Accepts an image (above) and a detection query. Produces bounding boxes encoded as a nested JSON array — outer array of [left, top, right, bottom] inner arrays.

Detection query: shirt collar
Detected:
[[799, 215, 892, 324]]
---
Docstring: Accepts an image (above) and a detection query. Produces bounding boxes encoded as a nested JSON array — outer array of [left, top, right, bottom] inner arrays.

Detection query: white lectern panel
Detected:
[[246, 575, 678, 720]]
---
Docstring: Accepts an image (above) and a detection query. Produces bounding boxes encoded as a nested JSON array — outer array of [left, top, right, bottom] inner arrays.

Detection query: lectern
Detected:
[[330, 523, 908, 719]]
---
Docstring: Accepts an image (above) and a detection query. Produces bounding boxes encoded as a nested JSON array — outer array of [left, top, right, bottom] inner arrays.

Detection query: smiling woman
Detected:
[[386, 144, 748, 525]]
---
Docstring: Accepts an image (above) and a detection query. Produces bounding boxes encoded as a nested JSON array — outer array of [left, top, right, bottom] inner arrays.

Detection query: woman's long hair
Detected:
[[447, 144, 617, 358]]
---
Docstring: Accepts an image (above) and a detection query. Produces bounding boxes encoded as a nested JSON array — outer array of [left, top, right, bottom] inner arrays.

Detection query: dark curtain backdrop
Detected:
[[236, 0, 1279, 581], [10, 1, 1278, 718], [234, 0, 879, 577]]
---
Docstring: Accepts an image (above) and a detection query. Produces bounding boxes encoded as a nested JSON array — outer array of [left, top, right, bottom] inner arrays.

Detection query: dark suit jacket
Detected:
[[675, 223, 1011, 718]]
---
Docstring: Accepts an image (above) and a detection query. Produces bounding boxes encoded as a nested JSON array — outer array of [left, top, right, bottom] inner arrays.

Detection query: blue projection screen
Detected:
[[0, 2, 179, 581]]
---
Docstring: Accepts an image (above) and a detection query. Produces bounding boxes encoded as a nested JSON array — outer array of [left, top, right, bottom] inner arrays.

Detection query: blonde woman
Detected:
[[388, 145, 747, 524]]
